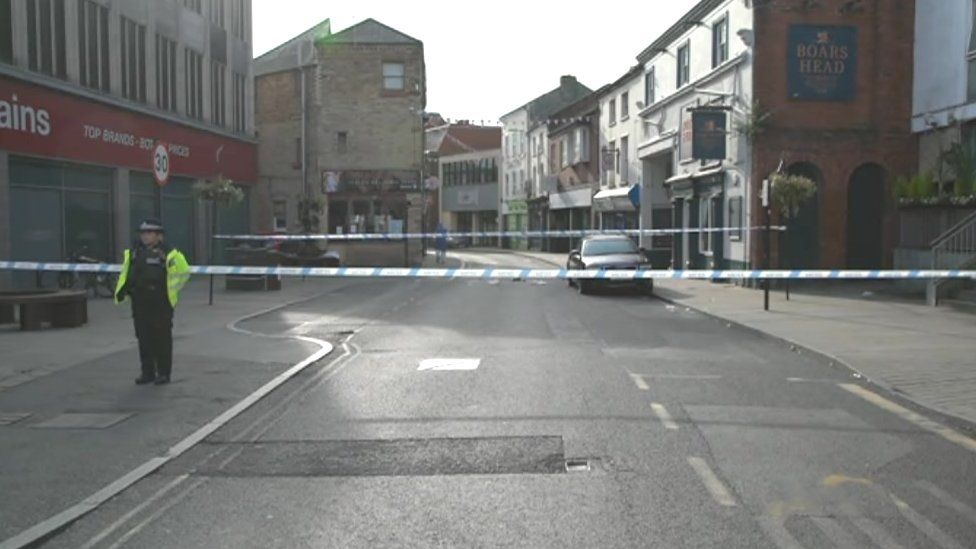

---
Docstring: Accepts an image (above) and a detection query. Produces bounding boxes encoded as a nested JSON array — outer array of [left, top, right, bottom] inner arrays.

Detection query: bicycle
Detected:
[[58, 247, 117, 298]]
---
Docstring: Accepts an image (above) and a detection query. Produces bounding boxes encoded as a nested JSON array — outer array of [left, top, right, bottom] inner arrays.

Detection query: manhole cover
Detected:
[[0, 413, 31, 426], [32, 413, 132, 430]]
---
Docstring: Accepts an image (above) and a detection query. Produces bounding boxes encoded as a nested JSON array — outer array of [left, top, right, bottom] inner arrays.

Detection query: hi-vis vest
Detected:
[[114, 248, 191, 308]]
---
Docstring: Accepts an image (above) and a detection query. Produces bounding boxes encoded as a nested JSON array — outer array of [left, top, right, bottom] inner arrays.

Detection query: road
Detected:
[[28, 250, 976, 548]]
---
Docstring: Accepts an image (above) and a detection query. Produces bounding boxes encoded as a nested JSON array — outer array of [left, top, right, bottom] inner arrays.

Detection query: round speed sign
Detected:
[[153, 143, 170, 186]]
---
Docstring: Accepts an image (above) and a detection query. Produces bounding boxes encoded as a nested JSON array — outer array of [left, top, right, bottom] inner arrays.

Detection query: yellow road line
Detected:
[[839, 384, 976, 453]]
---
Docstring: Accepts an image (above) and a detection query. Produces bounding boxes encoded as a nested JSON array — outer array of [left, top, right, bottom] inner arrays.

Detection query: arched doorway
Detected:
[[779, 162, 822, 270], [847, 163, 886, 269]]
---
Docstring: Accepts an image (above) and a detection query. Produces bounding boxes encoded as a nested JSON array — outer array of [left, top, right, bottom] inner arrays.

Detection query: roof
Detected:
[[324, 18, 421, 45], [548, 85, 611, 135], [637, 0, 725, 63], [438, 125, 502, 156], [598, 65, 645, 99], [501, 76, 593, 122], [254, 19, 331, 76]]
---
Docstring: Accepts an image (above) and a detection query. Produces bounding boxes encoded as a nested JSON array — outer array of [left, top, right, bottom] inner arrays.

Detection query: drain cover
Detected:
[[565, 458, 592, 473], [32, 413, 132, 430]]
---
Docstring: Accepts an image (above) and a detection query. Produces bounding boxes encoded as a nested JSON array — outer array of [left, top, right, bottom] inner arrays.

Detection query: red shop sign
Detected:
[[0, 75, 257, 182]]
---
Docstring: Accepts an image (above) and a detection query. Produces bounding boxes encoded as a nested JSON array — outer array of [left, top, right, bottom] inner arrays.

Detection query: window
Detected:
[[677, 42, 691, 87], [230, 0, 250, 41], [712, 15, 729, 68], [568, 130, 577, 165], [211, 61, 226, 125], [183, 0, 202, 13], [156, 35, 177, 111], [78, 0, 109, 91], [579, 127, 591, 162], [337, 132, 348, 153], [559, 140, 567, 169], [969, 0, 976, 101], [209, 0, 225, 28], [185, 49, 204, 120], [550, 142, 558, 173], [728, 197, 743, 241], [121, 17, 147, 103], [620, 136, 629, 183], [26, 0, 67, 78], [608, 140, 617, 177], [383, 62, 405, 91], [294, 137, 302, 166], [621, 92, 629, 119], [699, 195, 718, 254], [232, 71, 246, 132], [644, 68, 655, 106], [273, 200, 287, 231], [0, 0, 12, 64], [609, 98, 617, 125]]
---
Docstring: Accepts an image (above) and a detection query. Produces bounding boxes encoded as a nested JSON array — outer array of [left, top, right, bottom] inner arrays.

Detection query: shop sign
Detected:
[[691, 110, 727, 161], [787, 25, 858, 101]]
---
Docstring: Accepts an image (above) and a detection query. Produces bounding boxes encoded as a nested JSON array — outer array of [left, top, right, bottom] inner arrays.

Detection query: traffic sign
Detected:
[[153, 142, 170, 186]]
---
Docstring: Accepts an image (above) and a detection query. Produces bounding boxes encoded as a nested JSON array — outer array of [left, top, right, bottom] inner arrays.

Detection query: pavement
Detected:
[[2, 249, 976, 548], [506, 248, 976, 428]]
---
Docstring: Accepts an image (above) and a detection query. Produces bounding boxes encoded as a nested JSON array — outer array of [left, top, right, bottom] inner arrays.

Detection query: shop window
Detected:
[[0, 0, 12, 64], [163, 177, 197, 263], [121, 16, 147, 103], [156, 34, 178, 112], [728, 196, 743, 241], [185, 48, 204, 120], [27, 0, 67, 79], [273, 200, 287, 231], [130, 172, 159, 239]]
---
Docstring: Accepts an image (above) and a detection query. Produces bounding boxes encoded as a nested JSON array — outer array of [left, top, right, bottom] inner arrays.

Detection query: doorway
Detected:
[[846, 163, 886, 269]]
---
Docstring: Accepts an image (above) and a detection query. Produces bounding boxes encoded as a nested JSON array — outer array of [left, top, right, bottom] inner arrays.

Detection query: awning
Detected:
[[593, 185, 637, 212], [664, 166, 724, 186]]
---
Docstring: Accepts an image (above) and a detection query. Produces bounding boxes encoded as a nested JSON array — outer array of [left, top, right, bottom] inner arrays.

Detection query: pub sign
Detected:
[[691, 110, 727, 161], [787, 25, 858, 101]]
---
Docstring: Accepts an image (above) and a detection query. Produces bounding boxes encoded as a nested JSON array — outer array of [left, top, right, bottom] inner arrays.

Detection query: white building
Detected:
[[594, 66, 644, 234], [500, 106, 529, 248], [636, 0, 754, 270]]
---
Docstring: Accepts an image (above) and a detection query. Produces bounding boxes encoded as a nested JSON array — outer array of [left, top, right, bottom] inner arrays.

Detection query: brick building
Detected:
[[0, 0, 256, 288], [751, 0, 916, 270], [255, 18, 426, 266]]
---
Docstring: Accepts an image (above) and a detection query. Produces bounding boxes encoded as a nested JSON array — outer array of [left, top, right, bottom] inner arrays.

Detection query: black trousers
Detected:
[[132, 302, 173, 378]]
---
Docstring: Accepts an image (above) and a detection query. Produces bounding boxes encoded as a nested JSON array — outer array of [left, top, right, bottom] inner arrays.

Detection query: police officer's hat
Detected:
[[138, 218, 165, 233]]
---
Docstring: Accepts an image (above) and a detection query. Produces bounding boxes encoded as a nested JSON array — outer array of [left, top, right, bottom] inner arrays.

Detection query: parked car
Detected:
[[268, 238, 342, 267], [566, 235, 653, 295]]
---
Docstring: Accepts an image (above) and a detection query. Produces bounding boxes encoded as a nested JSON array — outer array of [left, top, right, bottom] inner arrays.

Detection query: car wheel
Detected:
[[637, 280, 654, 296]]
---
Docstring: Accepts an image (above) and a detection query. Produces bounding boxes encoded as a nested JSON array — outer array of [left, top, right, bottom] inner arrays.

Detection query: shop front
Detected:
[[666, 168, 725, 270], [593, 186, 639, 233], [0, 75, 257, 289], [502, 199, 528, 250], [548, 186, 592, 253]]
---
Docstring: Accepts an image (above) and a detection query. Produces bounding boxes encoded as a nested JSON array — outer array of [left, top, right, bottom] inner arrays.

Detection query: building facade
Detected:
[[0, 0, 256, 288], [500, 106, 529, 249], [255, 18, 426, 266], [437, 124, 501, 247], [595, 67, 643, 234]]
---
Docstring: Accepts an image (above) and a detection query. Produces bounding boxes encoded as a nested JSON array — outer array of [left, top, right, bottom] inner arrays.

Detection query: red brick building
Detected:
[[751, 0, 917, 269]]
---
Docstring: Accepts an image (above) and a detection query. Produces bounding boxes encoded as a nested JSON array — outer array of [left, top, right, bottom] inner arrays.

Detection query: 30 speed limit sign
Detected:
[[153, 142, 170, 186]]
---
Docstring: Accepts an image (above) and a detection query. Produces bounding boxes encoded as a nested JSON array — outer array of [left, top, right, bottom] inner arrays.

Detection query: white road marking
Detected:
[[629, 373, 649, 390], [810, 517, 865, 549], [0, 298, 336, 549], [786, 377, 839, 383], [79, 475, 190, 549], [687, 456, 736, 507], [644, 374, 722, 380], [916, 480, 976, 525], [890, 493, 966, 549], [851, 517, 906, 549], [105, 478, 208, 549], [418, 358, 481, 371], [839, 384, 976, 453], [651, 403, 679, 430]]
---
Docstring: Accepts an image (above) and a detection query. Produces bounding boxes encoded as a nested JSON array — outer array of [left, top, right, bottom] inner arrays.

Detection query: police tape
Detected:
[[213, 226, 788, 241], [1, 261, 974, 280]]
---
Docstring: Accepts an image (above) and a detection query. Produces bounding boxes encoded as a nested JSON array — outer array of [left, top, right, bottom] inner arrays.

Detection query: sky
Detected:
[[253, 0, 699, 123]]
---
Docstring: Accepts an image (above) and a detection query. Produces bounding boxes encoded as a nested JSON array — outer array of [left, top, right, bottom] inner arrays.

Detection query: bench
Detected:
[[0, 290, 88, 330]]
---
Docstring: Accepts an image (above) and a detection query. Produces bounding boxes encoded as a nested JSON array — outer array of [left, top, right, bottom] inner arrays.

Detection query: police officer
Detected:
[[114, 219, 191, 385]]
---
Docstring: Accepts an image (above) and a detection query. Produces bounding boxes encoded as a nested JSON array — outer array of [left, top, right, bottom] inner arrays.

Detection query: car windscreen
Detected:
[[582, 239, 638, 256]]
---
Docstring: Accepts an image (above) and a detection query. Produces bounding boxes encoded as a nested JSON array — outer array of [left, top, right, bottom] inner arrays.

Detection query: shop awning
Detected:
[[592, 186, 633, 200], [593, 186, 637, 212], [550, 187, 594, 210], [664, 166, 724, 186]]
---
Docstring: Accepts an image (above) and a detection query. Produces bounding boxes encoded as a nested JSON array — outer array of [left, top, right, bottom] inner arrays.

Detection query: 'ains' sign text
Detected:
[[787, 25, 858, 101]]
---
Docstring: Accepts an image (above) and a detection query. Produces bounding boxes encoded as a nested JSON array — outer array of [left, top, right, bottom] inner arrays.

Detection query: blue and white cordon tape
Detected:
[[1, 261, 973, 280], [214, 226, 787, 242]]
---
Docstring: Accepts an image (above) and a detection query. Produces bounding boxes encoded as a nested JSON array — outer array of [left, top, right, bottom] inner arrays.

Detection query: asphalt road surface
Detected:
[[31, 250, 976, 548]]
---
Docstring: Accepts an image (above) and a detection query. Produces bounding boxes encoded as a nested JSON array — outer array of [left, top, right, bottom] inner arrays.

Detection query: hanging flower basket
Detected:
[[770, 173, 817, 219], [192, 176, 244, 205]]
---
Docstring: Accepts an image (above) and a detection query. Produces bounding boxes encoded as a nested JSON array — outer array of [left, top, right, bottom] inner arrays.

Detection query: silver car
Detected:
[[566, 235, 653, 295]]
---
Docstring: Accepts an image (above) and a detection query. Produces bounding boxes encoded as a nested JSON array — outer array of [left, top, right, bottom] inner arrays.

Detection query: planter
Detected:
[[897, 205, 976, 249]]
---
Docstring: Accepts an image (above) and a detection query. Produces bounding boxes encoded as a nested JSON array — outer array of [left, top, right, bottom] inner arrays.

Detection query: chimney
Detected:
[[560, 75, 577, 87]]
